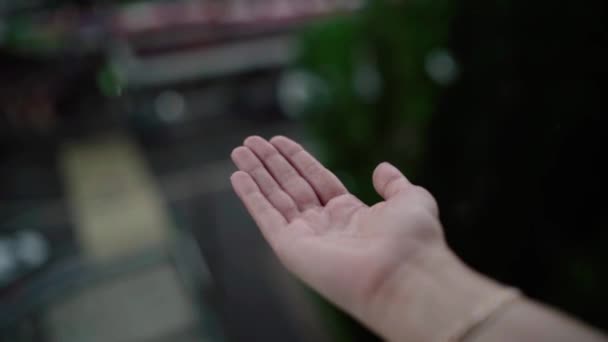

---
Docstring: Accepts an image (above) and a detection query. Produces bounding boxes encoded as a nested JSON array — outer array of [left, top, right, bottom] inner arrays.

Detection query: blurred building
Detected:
[[0, 1, 361, 341]]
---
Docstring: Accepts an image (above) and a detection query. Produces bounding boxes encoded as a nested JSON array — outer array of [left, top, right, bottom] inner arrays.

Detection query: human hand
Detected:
[[230, 136, 457, 324], [231, 136, 608, 342]]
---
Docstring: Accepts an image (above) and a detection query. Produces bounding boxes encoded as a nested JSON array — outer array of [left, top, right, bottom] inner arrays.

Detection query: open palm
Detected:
[[231, 136, 445, 320]]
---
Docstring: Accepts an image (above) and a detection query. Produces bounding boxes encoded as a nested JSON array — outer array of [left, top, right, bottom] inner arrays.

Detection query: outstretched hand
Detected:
[[230, 136, 449, 323], [231, 136, 608, 342]]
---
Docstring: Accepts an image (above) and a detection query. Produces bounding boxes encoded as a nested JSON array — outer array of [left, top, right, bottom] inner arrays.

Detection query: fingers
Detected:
[[244, 136, 321, 211], [230, 171, 287, 240], [372, 162, 412, 200], [270, 136, 348, 204], [231, 146, 300, 221]]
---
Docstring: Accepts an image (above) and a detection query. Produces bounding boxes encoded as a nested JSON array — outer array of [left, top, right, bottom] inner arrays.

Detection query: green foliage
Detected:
[[3, 18, 63, 56], [296, 0, 452, 203]]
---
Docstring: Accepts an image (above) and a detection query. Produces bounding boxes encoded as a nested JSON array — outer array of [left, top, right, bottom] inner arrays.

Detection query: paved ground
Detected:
[[139, 117, 328, 342], [0, 115, 331, 342]]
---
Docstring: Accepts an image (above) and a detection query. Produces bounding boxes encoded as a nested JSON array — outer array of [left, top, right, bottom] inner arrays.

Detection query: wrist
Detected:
[[363, 245, 508, 341]]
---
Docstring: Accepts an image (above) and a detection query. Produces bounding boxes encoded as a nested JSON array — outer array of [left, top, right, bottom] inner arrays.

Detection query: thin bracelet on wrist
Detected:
[[442, 288, 522, 342]]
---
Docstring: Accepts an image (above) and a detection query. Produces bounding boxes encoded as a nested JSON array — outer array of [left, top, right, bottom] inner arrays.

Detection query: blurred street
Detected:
[[2, 108, 332, 342], [0, 1, 355, 340]]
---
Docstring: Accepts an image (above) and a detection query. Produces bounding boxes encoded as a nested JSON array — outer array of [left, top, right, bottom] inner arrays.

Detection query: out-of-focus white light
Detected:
[[425, 49, 460, 86], [278, 70, 329, 119], [155, 90, 187, 123], [14, 230, 49, 268]]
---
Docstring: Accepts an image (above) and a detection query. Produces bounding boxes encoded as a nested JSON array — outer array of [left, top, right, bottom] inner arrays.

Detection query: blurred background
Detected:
[[0, 0, 607, 341]]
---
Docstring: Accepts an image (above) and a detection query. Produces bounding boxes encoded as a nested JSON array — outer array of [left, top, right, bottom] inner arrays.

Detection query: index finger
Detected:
[[231, 171, 287, 241]]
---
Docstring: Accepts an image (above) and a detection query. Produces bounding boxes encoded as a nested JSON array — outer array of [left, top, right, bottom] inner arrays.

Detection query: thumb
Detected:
[[372, 162, 412, 200]]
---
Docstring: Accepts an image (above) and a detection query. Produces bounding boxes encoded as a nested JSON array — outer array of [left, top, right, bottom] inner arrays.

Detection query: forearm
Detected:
[[467, 299, 606, 342], [356, 247, 607, 342]]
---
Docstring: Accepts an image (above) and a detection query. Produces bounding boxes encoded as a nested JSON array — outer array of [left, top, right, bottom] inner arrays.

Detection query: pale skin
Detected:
[[230, 135, 607, 342]]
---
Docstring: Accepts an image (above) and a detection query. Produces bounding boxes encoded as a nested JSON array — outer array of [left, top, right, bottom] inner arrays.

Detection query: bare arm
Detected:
[[367, 246, 607, 342], [230, 135, 607, 342], [467, 300, 606, 342]]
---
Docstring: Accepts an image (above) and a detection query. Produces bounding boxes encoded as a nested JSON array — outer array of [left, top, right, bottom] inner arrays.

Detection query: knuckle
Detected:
[[384, 174, 405, 195], [413, 186, 439, 215], [403, 206, 443, 241]]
